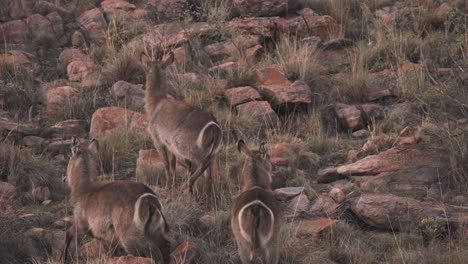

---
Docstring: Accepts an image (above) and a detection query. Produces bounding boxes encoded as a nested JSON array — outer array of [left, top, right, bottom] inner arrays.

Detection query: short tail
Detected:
[[238, 200, 275, 253], [133, 193, 168, 235]]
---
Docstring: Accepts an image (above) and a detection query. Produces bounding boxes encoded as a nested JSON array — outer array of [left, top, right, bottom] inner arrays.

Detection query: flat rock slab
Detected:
[[296, 218, 336, 237], [318, 144, 449, 199], [224, 86, 262, 107], [348, 192, 468, 237]]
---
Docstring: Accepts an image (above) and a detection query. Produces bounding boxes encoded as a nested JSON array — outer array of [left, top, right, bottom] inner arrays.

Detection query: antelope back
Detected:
[[237, 140, 273, 191]]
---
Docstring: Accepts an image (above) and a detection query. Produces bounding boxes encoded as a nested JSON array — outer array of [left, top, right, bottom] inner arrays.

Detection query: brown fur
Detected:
[[142, 52, 222, 197], [231, 140, 300, 264], [62, 137, 171, 263]]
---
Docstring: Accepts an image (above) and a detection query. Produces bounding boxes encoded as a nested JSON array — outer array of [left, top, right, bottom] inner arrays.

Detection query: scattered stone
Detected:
[[234, 0, 288, 17], [57, 48, 88, 71], [0, 117, 41, 137], [32, 186, 50, 202], [0, 20, 30, 44], [89, 107, 148, 141], [352, 129, 370, 139], [80, 239, 105, 259], [296, 218, 336, 237], [321, 38, 354, 50], [71, 31, 86, 47], [334, 103, 364, 131], [77, 8, 107, 45], [0, 51, 33, 67], [148, 0, 189, 22], [42, 199, 52, 206], [329, 187, 345, 204], [43, 119, 88, 139], [266, 143, 298, 167], [107, 256, 155, 264], [236, 101, 279, 126], [308, 195, 340, 217], [0, 181, 16, 197], [224, 86, 262, 107], [22, 136, 47, 148], [46, 138, 73, 155], [286, 193, 310, 217], [317, 168, 343, 184], [110, 80, 145, 109], [46, 86, 81, 115], [170, 242, 200, 264], [66, 60, 103, 87]]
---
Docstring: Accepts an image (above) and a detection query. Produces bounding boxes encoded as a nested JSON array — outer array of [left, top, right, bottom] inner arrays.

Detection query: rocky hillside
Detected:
[[1, 0, 467, 263]]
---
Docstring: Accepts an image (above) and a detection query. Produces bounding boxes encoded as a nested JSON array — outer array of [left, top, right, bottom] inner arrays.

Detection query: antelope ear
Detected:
[[140, 51, 151, 68], [88, 139, 99, 154], [259, 142, 269, 159], [237, 139, 252, 157], [272, 188, 302, 202], [161, 51, 174, 69], [71, 136, 80, 156]]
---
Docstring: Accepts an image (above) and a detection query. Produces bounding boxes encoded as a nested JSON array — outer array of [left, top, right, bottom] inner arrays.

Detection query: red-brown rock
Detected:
[[308, 195, 340, 217], [46, 86, 81, 115], [224, 86, 262, 107], [77, 8, 107, 45], [170, 242, 200, 264], [148, 0, 188, 22], [267, 143, 298, 167], [321, 144, 449, 199], [67, 60, 101, 82], [234, 0, 288, 17], [44, 119, 88, 139], [107, 256, 155, 264], [71, 31, 86, 47], [102, 0, 136, 12], [296, 218, 336, 237], [26, 14, 53, 36], [110, 80, 145, 109], [0, 20, 30, 44], [0, 51, 33, 67], [32, 186, 50, 202], [89, 107, 149, 140], [334, 103, 364, 131], [0, 181, 16, 198], [57, 48, 88, 71], [236, 101, 279, 126]]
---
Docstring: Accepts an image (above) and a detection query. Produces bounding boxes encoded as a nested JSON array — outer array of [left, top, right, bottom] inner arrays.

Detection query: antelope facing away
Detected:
[[141, 52, 222, 195], [231, 140, 301, 264], [63, 137, 172, 263]]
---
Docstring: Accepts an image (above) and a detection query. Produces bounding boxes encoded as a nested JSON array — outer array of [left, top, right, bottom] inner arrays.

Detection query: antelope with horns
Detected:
[[141, 52, 222, 196], [231, 140, 301, 264], [62, 137, 172, 263]]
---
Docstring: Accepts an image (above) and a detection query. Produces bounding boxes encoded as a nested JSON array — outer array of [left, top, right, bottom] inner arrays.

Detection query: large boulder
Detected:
[[318, 144, 449, 199], [89, 107, 149, 141]]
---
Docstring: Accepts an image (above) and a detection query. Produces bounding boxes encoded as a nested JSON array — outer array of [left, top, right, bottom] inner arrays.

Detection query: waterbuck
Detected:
[[141, 52, 222, 195], [62, 137, 172, 263], [231, 140, 301, 264]]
